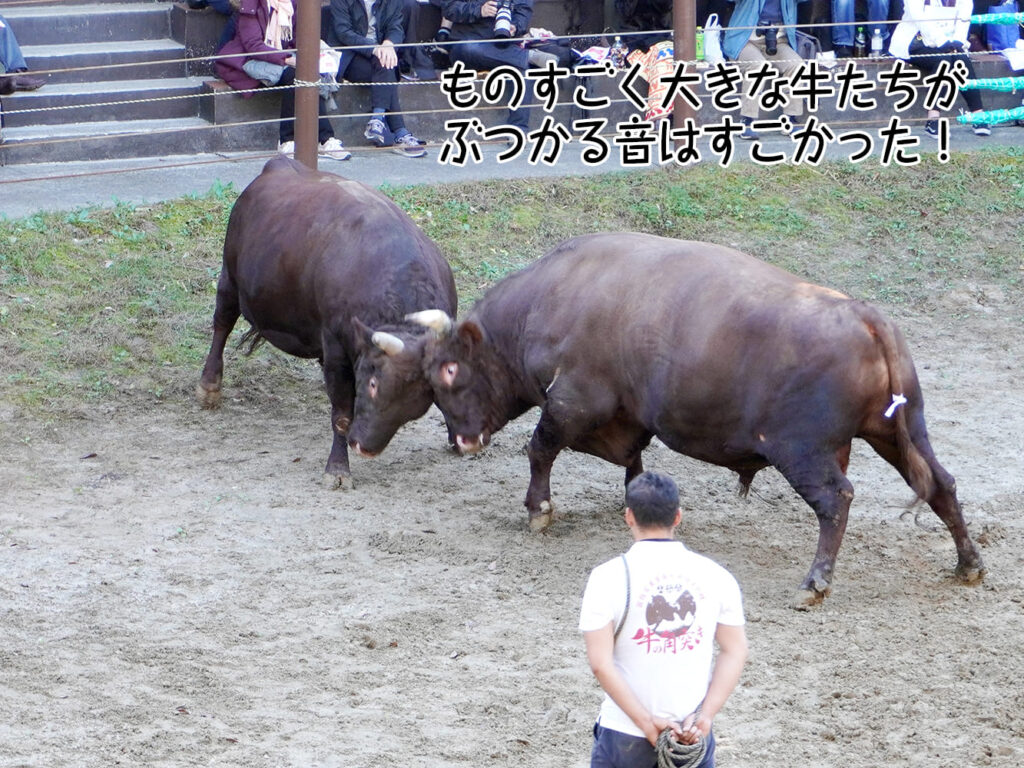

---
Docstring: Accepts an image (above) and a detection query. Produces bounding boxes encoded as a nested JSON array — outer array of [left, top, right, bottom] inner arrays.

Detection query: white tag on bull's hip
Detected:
[[884, 393, 907, 418]]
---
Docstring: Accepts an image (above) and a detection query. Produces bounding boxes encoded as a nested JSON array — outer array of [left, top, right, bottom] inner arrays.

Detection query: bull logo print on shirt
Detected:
[[631, 582, 704, 654]]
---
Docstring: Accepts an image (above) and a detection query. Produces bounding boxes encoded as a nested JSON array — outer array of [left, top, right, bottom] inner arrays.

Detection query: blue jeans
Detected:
[[0, 13, 28, 72], [590, 723, 716, 768], [831, 0, 891, 47]]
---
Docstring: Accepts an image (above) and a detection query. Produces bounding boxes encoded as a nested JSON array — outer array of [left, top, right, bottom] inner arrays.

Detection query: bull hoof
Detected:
[[791, 588, 826, 610], [528, 501, 554, 532], [322, 472, 354, 490], [195, 382, 222, 410], [955, 561, 986, 584]]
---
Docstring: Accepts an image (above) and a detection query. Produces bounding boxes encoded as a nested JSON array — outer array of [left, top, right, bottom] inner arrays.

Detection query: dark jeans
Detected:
[[400, 0, 434, 76], [908, 49, 984, 113], [448, 40, 533, 131], [278, 67, 335, 144], [343, 52, 407, 134], [590, 723, 716, 768]]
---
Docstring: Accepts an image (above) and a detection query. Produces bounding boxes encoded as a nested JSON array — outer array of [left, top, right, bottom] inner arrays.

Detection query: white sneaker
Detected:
[[816, 50, 838, 70], [277, 140, 295, 157], [319, 137, 351, 161]]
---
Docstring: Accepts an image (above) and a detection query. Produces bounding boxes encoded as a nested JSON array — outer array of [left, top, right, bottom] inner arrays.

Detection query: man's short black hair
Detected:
[[625, 471, 679, 528]]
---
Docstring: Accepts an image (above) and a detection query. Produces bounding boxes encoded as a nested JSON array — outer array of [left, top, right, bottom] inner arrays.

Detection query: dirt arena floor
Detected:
[[2, 282, 1022, 768]]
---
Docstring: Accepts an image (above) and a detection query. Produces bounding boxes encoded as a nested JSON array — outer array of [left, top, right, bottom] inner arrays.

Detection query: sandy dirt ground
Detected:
[[2, 283, 1022, 768]]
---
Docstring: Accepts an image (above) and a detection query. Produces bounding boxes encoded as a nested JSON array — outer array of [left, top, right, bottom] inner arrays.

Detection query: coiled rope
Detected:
[[655, 703, 707, 768]]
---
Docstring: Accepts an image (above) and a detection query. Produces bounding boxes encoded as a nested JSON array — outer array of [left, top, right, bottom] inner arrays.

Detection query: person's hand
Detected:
[[644, 716, 682, 747], [679, 711, 712, 743], [284, 55, 297, 66], [374, 40, 398, 69], [480, 0, 498, 18]]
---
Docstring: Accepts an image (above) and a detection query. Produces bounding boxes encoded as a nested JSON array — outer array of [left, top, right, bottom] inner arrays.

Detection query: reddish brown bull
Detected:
[[416, 233, 985, 605], [196, 156, 456, 486]]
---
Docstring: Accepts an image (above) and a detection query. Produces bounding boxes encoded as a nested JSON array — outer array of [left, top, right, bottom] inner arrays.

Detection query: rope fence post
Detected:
[[295, 0, 322, 170], [673, 0, 698, 140]]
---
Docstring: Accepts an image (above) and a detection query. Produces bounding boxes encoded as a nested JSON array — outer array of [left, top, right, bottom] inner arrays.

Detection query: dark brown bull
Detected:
[[196, 156, 456, 486], [416, 233, 985, 605]]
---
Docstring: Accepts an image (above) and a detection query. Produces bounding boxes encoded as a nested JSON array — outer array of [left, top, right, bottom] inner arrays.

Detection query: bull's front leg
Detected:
[[321, 342, 355, 490], [525, 408, 566, 532], [196, 271, 240, 409]]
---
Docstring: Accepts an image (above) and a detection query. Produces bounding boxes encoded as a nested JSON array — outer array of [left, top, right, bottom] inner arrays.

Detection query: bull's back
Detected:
[[481, 233, 890, 444], [223, 158, 454, 346]]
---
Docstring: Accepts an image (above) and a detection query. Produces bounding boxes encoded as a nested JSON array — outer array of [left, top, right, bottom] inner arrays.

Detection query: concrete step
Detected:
[[22, 39, 189, 83], [0, 116, 216, 164], [1, 77, 208, 127], [1, 2, 173, 47]]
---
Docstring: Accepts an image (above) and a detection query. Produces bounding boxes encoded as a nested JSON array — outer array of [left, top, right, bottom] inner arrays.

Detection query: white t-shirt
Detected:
[[579, 540, 745, 738]]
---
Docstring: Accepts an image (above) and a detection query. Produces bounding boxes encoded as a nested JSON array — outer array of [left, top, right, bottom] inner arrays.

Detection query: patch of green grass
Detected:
[[2, 154, 1021, 418]]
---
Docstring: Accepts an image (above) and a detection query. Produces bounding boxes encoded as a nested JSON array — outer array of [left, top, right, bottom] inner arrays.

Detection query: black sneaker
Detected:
[[973, 123, 991, 137], [925, 119, 939, 137]]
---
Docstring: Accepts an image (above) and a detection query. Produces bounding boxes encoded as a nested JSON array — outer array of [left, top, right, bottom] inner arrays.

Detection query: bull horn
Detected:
[[405, 309, 453, 337], [371, 331, 405, 356]]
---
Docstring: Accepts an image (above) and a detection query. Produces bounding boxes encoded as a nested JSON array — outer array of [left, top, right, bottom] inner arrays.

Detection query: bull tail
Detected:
[[859, 303, 935, 503]]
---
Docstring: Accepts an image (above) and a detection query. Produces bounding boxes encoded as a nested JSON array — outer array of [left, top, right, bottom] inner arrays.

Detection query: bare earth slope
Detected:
[[1, 288, 1022, 768]]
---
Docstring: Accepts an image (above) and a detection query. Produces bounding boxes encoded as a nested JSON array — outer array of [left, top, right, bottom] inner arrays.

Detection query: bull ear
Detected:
[[406, 309, 453, 338], [352, 316, 374, 353], [457, 320, 484, 349]]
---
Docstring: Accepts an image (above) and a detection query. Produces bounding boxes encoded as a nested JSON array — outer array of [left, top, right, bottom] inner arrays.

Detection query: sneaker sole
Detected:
[[392, 147, 426, 158]]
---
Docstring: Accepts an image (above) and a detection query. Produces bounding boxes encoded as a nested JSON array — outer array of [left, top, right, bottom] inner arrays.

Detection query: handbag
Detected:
[[986, 0, 1021, 50], [795, 29, 823, 59]]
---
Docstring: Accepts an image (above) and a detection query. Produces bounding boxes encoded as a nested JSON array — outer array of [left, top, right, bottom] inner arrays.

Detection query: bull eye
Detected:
[[440, 362, 458, 387], [368, 376, 378, 398]]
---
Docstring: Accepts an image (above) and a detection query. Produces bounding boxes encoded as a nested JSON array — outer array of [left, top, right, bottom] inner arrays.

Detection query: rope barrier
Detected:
[[961, 76, 1024, 91], [955, 104, 1024, 124]]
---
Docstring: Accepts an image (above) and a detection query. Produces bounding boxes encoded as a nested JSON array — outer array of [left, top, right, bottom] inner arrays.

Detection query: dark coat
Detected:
[[441, 0, 533, 41], [330, 0, 406, 77], [215, 0, 294, 94]]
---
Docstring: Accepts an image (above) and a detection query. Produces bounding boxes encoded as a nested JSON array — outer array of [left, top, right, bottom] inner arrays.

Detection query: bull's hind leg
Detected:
[[773, 446, 856, 608], [321, 336, 356, 490], [197, 269, 241, 409], [864, 436, 985, 584]]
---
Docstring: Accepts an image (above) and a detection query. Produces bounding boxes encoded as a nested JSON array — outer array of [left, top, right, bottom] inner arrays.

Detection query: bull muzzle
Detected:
[[455, 433, 488, 455]]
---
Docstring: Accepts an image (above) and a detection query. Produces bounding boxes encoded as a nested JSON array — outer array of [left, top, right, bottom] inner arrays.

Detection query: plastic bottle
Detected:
[[610, 36, 628, 69], [695, 27, 705, 61], [854, 26, 866, 58], [870, 28, 883, 58]]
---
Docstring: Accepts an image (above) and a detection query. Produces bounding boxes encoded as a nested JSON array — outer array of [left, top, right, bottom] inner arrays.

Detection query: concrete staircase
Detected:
[[0, 1, 228, 164], [1, 1, 1020, 166]]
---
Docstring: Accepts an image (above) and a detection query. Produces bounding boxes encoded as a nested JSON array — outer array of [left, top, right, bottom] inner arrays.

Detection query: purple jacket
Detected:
[[215, 0, 294, 94]]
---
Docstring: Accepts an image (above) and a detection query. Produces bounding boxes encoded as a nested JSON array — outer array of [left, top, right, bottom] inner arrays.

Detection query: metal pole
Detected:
[[673, 0, 696, 135], [294, 0, 321, 170]]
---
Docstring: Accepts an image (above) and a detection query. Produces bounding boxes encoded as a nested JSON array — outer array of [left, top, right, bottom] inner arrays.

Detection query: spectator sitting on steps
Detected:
[[441, 0, 535, 134], [330, 0, 428, 157], [215, 0, 352, 160], [0, 13, 47, 95]]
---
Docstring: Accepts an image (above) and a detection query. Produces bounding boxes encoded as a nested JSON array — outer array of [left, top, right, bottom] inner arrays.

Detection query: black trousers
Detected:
[[278, 67, 335, 144], [907, 49, 984, 113], [344, 52, 407, 134]]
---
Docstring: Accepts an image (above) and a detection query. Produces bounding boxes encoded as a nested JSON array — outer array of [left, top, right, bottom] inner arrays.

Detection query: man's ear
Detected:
[[673, 508, 682, 528], [624, 507, 636, 528]]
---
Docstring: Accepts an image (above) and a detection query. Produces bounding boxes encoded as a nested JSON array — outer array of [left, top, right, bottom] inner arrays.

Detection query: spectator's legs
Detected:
[[735, 37, 806, 120], [831, 0, 856, 51], [347, 52, 410, 136], [400, 0, 434, 77], [278, 67, 335, 144], [866, 0, 892, 41], [449, 41, 533, 131], [909, 50, 985, 113], [0, 14, 29, 72]]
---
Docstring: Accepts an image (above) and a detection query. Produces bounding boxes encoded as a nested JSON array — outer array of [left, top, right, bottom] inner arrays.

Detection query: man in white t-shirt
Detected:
[[579, 472, 748, 768]]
